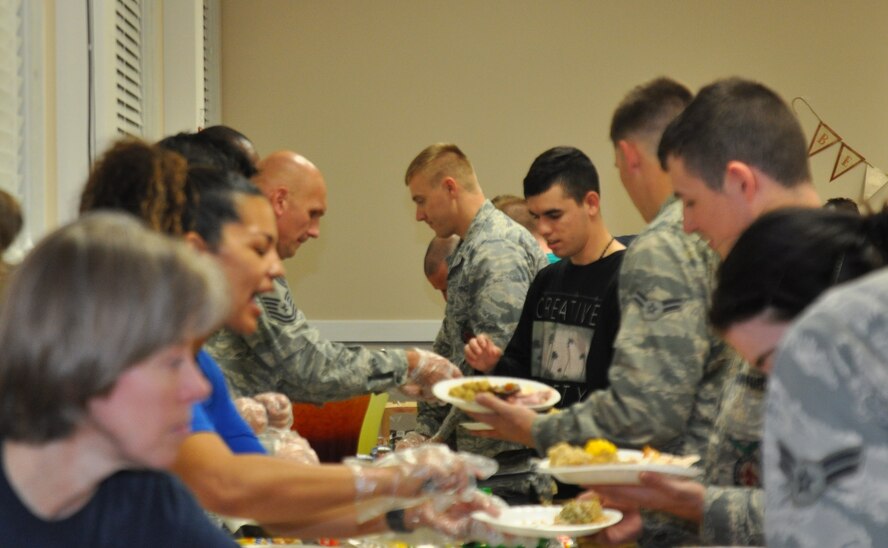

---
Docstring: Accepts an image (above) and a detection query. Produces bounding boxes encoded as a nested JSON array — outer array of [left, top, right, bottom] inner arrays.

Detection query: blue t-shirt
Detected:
[[0, 444, 237, 547], [191, 349, 266, 454]]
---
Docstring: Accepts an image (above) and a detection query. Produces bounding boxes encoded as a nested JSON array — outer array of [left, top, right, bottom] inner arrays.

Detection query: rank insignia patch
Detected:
[[631, 291, 684, 320], [778, 442, 862, 506]]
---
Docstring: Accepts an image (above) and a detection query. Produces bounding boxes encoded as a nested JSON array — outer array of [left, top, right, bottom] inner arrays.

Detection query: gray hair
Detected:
[[0, 212, 230, 442]]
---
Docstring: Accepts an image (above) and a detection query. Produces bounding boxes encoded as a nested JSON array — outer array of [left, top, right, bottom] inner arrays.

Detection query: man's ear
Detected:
[[269, 187, 288, 216], [183, 231, 209, 253], [724, 161, 758, 201], [442, 176, 459, 197], [583, 190, 601, 216], [617, 140, 641, 170]]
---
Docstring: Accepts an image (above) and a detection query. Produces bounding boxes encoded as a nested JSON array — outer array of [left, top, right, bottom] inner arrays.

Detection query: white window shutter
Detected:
[[202, 0, 221, 127], [114, 0, 144, 136]]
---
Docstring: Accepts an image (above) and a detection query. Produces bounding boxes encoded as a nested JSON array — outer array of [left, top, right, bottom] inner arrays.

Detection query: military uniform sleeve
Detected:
[[458, 243, 538, 365], [532, 226, 719, 453], [701, 486, 764, 546], [208, 279, 410, 403], [493, 271, 542, 378]]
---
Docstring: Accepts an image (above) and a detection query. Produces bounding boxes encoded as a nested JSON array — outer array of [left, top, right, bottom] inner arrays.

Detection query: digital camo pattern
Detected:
[[764, 269, 888, 547], [415, 200, 548, 463], [205, 277, 409, 403], [532, 198, 737, 464], [699, 362, 766, 545]]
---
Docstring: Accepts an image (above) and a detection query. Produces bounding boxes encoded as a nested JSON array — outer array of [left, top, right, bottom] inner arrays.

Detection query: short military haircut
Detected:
[[523, 146, 600, 203], [424, 235, 460, 277], [0, 212, 228, 442], [658, 77, 812, 191], [404, 143, 477, 191], [609, 77, 693, 148]]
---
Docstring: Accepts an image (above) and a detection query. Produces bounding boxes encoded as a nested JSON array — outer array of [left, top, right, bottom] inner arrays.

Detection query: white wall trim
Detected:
[[162, 0, 203, 134], [311, 320, 441, 343]]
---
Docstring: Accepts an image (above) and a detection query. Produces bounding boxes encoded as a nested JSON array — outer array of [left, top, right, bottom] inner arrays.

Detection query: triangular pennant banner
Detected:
[[808, 121, 842, 156], [831, 143, 865, 181], [863, 164, 888, 201]]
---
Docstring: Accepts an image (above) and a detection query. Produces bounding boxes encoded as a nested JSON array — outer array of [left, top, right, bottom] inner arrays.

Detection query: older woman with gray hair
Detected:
[[0, 212, 236, 546]]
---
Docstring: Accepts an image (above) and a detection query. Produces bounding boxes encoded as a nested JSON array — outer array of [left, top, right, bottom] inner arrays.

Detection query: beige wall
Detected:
[[220, 0, 888, 321]]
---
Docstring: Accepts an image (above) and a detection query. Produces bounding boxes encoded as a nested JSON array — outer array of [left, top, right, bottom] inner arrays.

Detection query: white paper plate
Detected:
[[461, 421, 494, 431], [432, 376, 561, 413], [537, 451, 700, 485], [472, 505, 622, 538]]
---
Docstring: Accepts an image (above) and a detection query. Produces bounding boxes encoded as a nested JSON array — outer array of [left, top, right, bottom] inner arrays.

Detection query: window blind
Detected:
[[114, 0, 144, 136]]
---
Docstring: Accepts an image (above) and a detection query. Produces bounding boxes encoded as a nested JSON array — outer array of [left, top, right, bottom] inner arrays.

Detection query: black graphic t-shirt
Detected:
[[493, 251, 623, 407]]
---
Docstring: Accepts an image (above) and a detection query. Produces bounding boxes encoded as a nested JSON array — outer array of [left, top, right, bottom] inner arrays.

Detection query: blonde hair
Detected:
[[0, 212, 229, 442], [404, 143, 478, 192]]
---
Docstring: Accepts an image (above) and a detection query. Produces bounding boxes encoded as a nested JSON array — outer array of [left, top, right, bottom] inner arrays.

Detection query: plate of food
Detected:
[[433, 376, 560, 413], [471, 499, 622, 538], [537, 439, 700, 485]]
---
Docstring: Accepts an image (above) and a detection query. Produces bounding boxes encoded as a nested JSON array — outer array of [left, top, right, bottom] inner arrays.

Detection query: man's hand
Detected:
[[583, 503, 643, 545], [463, 393, 538, 448], [463, 334, 503, 373], [403, 348, 462, 402], [587, 472, 705, 523]]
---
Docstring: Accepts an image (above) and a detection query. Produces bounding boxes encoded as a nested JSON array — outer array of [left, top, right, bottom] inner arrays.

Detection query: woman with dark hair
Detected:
[[710, 207, 888, 372], [586, 206, 888, 546], [0, 213, 235, 546], [79, 138, 503, 541], [0, 189, 22, 296]]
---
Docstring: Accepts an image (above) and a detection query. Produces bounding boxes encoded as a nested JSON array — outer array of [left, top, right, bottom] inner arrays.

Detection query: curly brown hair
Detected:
[[79, 139, 190, 235]]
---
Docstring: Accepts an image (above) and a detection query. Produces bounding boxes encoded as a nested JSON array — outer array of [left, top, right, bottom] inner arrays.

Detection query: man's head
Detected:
[[424, 234, 459, 300], [405, 143, 483, 238], [522, 147, 604, 264], [253, 151, 328, 259], [658, 77, 814, 256], [610, 78, 693, 222]]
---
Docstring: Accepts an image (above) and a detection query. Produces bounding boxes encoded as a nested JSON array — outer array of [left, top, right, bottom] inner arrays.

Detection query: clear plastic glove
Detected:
[[463, 334, 503, 373], [405, 491, 507, 539], [233, 397, 268, 434], [401, 348, 462, 402], [254, 392, 293, 430], [259, 428, 320, 465], [344, 444, 498, 522], [395, 431, 429, 451]]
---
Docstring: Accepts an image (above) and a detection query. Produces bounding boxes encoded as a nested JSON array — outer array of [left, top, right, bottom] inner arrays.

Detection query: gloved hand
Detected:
[[345, 444, 498, 521], [395, 431, 429, 451], [233, 397, 268, 434], [260, 428, 320, 465], [404, 490, 507, 539], [401, 348, 462, 402], [254, 392, 293, 430]]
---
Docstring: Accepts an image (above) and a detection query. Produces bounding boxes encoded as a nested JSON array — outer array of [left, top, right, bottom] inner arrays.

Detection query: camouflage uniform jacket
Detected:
[[415, 200, 548, 459], [699, 362, 765, 546], [205, 276, 409, 402], [532, 198, 737, 462], [764, 270, 888, 546]]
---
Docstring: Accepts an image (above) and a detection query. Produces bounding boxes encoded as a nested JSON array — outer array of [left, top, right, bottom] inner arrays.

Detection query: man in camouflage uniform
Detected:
[[206, 150, 460, 403], [764, 269, 888, 546], [402, 143, 548, 502], [590, 78, 822, 545]]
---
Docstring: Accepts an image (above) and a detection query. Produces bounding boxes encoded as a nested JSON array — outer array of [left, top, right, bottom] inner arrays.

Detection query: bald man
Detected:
[[424, 235, 459, 300], [205, 151, 461, 404]]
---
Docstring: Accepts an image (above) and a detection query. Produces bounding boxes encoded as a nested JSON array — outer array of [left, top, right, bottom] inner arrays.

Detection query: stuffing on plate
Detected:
[[555, 497, 604, 524]]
